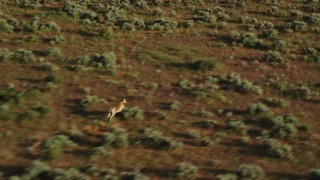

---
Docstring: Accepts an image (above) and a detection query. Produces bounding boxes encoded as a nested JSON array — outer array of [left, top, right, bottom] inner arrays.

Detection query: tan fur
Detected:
[[106, 99, 126, 122]]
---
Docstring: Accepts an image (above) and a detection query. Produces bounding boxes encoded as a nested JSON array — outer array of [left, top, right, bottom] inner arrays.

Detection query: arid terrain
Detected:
[[0, 0, 319, 179]]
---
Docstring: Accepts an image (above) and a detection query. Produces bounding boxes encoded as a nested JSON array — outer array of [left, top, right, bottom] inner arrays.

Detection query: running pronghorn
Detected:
[[105, 99, 126, 122]]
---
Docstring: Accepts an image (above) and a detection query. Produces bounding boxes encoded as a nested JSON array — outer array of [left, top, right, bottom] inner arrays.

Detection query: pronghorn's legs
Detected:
[[106, 108, 115, 122]]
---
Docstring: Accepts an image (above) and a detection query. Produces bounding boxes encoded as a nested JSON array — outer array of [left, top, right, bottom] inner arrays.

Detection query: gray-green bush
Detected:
[[263, 51, 284, 64], [74, 52, 117, 73], [102, 126, 129, 148], [142, 128, 183, 150], [121, 170, 149, 180], [236, 164, 264, 180], [121, 106, 145, 120], [217, 73, 263, 95], [173, 162, 198, 180], [263, 138, 293, 159], [42, 135, 77, 159]]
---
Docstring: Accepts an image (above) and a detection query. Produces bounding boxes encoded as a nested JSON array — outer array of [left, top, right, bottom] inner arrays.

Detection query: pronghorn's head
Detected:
[[122, 99, 126, 104]]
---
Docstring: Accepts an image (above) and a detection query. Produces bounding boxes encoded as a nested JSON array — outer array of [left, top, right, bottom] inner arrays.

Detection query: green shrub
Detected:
[[303, 48, 318, 55], [217, 12, 230, 21], [102, 126, 129, 148], [135, 0, 149, 9], [0, 130, 12, 138], [0, 0, 7, 5], [271, 123, 298, 139], [121, 170, 149, 180], [100, 27, 114, 40], [239, 16, 257, 24], [31, 106, 51, 116], [264, 97, 287, 108], [16, 160, 51, 179], [15, 0, 42, 9], [10, 160, 90, 179], [268, 114, 299, 128], [263, 51, 284, 63], [217, 73, 263, 95], [262, 29, 278, 39], [247, 103, 273, 115], [179, 20, 194, 28], [103, 6, 127, 25], [268, 114, 300, 139], [142, 128, 183, 150], [45, 47, 63, 58], [16, 110, 40, 122], [240, 32, 265, 49], [153, 7, 165, 17], [228, 30, 241, 41], [120, 19, 146, 31], [75, 52, 117, 73], [191, 58, 219, 71], [193, 10, 216, 23], [62, 1, 98, 21], [24, 16, 41, 32], [23, 88, 41, 99], [0, 84, 19, 103], [263, 138, 293, 159], [194, 109, 214, 118], [11, 49, 38, 63], [289, 20, 307, 31], [293, 85, 312, 99], [39, 21, 61, 32], [236, 164, 264, 180], [121, 106, 145, 120], [42, 135, 77, 159], [24, 35, 38, 42], [267, 5, 278, 15], [186, 130, 201, 139], [198, 136, 214, 146], [291, 10, 303, 18], [169, 101, 181, 110], [217, 173, 238, 180], [80, 95, 106, 107], [258, 21, 274, 30], [303, 13, 320, 24], [272, 40, 287, 51], [0, 48, 12, 62], [193, 120, 218, 128], [44, 74, 60, 83], [41, 62, 60, 72], [47, 35, 66, 44], [228, 120, 247, 134], [147, 19, 178, 31], [91, 146, 113, 158], [0, 104, 14, 121], [0, 19, 14, 32], [173, 162, 198, 180]]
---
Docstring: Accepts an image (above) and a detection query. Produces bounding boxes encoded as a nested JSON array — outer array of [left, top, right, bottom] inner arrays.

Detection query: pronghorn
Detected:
[[105, 99, 126, 122]]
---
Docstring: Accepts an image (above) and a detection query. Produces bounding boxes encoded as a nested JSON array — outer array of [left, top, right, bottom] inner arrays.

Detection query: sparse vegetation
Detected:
[[0, 1, 319, 179]]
